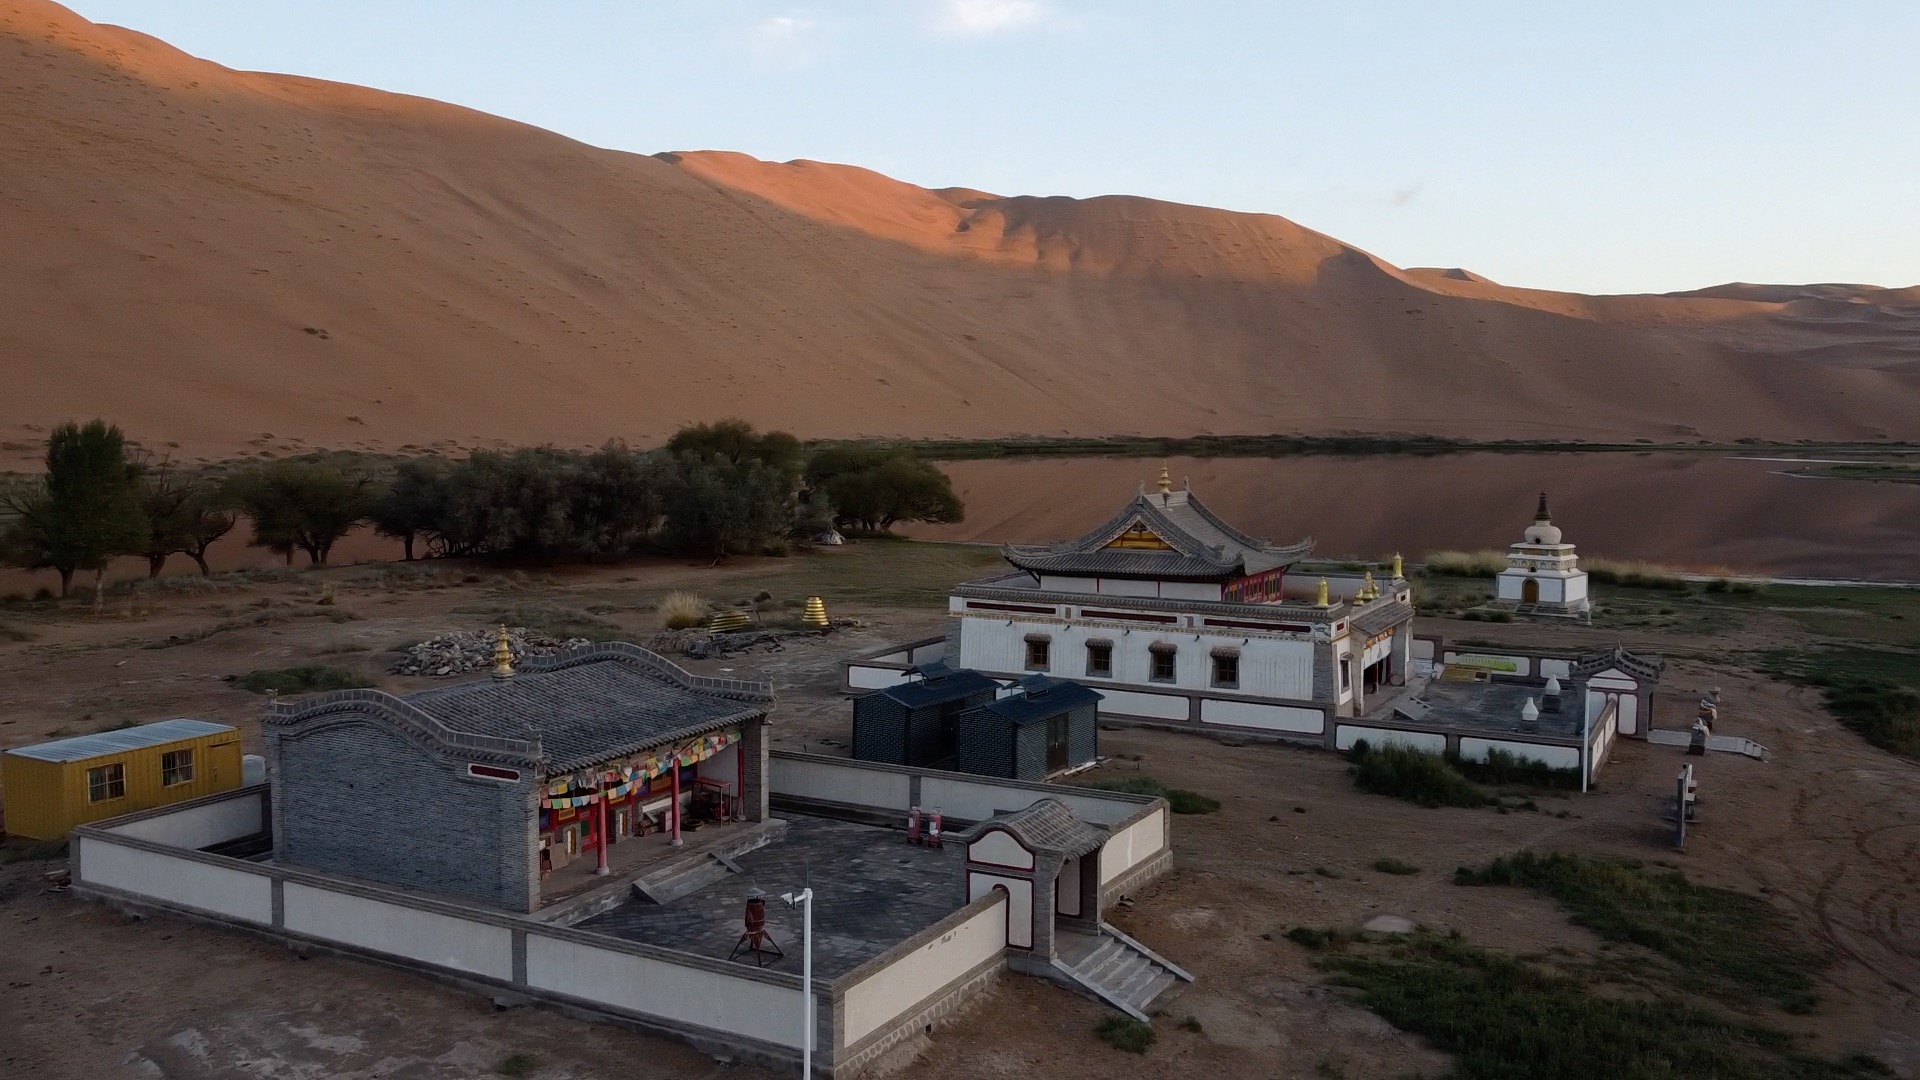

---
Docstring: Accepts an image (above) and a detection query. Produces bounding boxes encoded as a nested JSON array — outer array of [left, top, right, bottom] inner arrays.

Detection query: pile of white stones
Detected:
[[389, 627, 590, 677]]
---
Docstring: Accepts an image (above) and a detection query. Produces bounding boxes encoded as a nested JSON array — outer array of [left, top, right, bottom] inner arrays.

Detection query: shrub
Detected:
[[658, 591, 709, 630], [1372, 858, 1421, 875], [1456, 852, 1822, 1012], [1583, 558, 1690, 590], [1347, 741, 1486, 808], [1084, 775, 1220, 814], [230, 665, 372, 695], [1422, 550, 1506, 578], [498, 1053, 536, 1077], [1094, 1015, 1156, 1054], [1452, 748, 1582, 790]]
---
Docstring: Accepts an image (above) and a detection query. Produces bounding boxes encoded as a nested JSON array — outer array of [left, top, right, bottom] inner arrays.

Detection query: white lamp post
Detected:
[[781, 888, 814, 1078]]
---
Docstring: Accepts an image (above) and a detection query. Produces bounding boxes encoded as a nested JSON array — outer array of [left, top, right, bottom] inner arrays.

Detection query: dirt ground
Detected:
[[2, 549, 1918, 1079]]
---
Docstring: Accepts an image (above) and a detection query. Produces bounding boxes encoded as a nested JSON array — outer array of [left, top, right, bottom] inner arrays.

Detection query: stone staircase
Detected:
[[1055, 924, 1192, 1021]]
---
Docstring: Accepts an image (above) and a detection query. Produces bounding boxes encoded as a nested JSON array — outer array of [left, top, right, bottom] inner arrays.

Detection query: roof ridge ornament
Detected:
[[1535, 491, 1551, 523], [1156, 462, 1172, 495]]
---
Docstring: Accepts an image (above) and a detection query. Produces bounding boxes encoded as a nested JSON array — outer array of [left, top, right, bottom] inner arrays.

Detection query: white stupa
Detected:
[[1494, 493, 1589, 614]]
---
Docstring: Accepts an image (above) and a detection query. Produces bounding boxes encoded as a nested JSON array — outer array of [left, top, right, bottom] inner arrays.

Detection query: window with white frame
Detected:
[[88, 762, 126, 803], [161, 748, 195, 787]]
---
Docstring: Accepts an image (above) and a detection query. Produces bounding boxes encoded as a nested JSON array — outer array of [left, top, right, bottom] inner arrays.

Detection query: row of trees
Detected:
[[0, 419, 964, 599]]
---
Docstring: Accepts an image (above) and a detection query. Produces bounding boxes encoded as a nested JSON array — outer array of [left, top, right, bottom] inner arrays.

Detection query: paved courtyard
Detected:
[[579, 815, 966, 979]]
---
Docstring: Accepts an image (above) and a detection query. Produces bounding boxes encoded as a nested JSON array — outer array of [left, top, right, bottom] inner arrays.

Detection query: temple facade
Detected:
[[936, 469, 1415, 738], [1493, 493, 1590, 615]]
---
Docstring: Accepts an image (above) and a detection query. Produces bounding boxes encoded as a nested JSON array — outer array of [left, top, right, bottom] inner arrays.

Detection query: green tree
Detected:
[[569, 441, 666, 558], [661, 453, 794, 561], [370, 458, 449, 561], [226, 461, 372, 566], [807, 448, 963, 533], [0, 488, 71, 596], [136, 460, 234, 577], [666, 419, 804, 483], [4, 422, 150, 606]]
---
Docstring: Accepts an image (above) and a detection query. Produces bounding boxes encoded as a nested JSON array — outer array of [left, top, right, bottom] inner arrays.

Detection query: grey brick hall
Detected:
[[264, 639, 773, 912]]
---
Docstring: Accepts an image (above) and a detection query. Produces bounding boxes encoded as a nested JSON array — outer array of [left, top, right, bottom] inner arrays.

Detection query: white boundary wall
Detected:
[[526, 935, 806, 1050], [1335, 725, 1446, 753], [73, 788, 820, 1069], [1098, 808, 1167, 886], [283, 882, 516, 981], [77, 839, 275, 925], [841, 893, 1008, 1047], [1201, 698, 1324, 734], [105, 789, 264, 849], [1457, 737, 1580, 770]]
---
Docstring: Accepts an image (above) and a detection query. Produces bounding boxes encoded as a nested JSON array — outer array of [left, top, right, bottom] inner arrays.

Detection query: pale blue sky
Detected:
[[64, 1, 1920, 294]]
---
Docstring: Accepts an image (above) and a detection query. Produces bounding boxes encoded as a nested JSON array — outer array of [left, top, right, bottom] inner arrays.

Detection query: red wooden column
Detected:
[[668, 754, 683, 847], [735, 741, 746, 821], [595, 779, 611, 876]]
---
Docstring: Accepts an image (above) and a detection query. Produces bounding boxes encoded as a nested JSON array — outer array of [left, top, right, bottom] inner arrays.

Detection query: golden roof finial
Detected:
[[1156, 462, 1172, 495], [1317, 578, 1330, 607], [1391, 552, 1404, 580], [492, 624, 515, 679], [1361, 570, 1377, 600]]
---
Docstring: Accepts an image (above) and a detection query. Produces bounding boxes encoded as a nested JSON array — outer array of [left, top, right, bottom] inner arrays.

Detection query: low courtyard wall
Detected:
[[70, 776, 1123, 1076], [768, 752, 1170, 902], [72, 787, 820, 1072]]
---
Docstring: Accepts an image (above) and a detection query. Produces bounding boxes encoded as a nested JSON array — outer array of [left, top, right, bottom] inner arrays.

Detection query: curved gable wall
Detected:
[[269, 714, 538, 911]]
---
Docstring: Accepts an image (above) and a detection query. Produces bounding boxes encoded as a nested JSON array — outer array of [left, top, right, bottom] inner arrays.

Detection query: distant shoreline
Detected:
[[824, 434, 1920, 462]]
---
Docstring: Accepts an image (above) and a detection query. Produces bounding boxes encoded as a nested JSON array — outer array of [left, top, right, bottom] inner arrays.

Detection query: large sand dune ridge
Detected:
[[2, 0, 1917, 465]]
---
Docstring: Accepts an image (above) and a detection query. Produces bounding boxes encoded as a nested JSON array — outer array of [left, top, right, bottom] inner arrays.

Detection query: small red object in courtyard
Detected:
[[928, 809, 944, 848], [906, 805, 922, 845], [729, 890, 785, 967]]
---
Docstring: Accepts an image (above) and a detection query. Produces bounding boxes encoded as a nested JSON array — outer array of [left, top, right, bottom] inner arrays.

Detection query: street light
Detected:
[[780, 888, 814, 1078]]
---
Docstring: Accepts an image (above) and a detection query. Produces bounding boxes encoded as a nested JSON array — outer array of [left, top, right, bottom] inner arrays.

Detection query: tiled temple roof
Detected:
[[970, 797, 1109, 859], [1003, 487, 1313, 582], [267, 643, 771, 772]]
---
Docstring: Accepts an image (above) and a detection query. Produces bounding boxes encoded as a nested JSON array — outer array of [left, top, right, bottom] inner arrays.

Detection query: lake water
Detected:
[[904, 453, 1920, 582], [3, 452, 1915, 597]]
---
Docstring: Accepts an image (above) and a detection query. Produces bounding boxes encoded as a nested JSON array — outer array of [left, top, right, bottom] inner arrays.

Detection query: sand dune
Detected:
[[2, 0, 1917, 468]]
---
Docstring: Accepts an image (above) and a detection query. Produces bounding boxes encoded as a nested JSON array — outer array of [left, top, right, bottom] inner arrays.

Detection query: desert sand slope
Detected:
[[1, 0, 1916, 466]]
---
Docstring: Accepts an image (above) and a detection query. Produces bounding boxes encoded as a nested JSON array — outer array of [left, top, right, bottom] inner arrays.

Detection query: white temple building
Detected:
[[848, 468, 1417, 740], [1494, 493, 1590, 616]]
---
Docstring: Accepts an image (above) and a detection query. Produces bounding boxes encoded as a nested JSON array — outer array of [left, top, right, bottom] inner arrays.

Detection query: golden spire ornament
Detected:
[[1317, 578, 1330, 607], [1391, 552, 1404, 579], [1156, 462, 1173, 495], [492, 624, 515, 679]]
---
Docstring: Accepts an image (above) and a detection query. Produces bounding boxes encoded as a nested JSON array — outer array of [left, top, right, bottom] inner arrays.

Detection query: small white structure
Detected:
[[1494, 493, 1589, 615]]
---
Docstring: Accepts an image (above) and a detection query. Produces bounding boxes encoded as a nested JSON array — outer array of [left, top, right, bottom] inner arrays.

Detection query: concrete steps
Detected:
[[1054, 925, 1191, 1021]]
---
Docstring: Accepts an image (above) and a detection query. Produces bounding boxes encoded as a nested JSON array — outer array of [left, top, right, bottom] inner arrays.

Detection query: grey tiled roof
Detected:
[[1350, 600, 1415, 638], [268, 643, 771, 773], [1572, 645, 1665, 684], [1003, 487, 1312, 581], [967, 797, 1109, 858]]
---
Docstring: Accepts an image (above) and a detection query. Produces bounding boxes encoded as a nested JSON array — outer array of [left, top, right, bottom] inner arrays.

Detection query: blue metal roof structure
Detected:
[[869, 667, 1002, 710], [969, 676, 1103, 726], [5, 718, 235, 763]]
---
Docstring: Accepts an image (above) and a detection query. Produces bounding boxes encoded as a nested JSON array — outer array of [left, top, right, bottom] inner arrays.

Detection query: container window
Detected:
[[88, 762, 126, 803], [161, 749, 195, 787]]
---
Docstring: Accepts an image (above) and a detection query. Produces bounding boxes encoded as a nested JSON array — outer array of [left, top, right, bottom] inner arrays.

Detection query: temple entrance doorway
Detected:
[[1522, 578, 1540, 604]]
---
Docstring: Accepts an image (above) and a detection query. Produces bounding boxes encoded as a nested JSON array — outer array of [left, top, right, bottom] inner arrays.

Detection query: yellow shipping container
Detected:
[[2, 719, 242, 841]]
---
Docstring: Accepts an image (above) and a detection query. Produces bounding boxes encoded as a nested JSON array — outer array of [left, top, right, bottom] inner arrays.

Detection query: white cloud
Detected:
[[931, 0, 1048, 38], [745, 14, 819, 66]]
